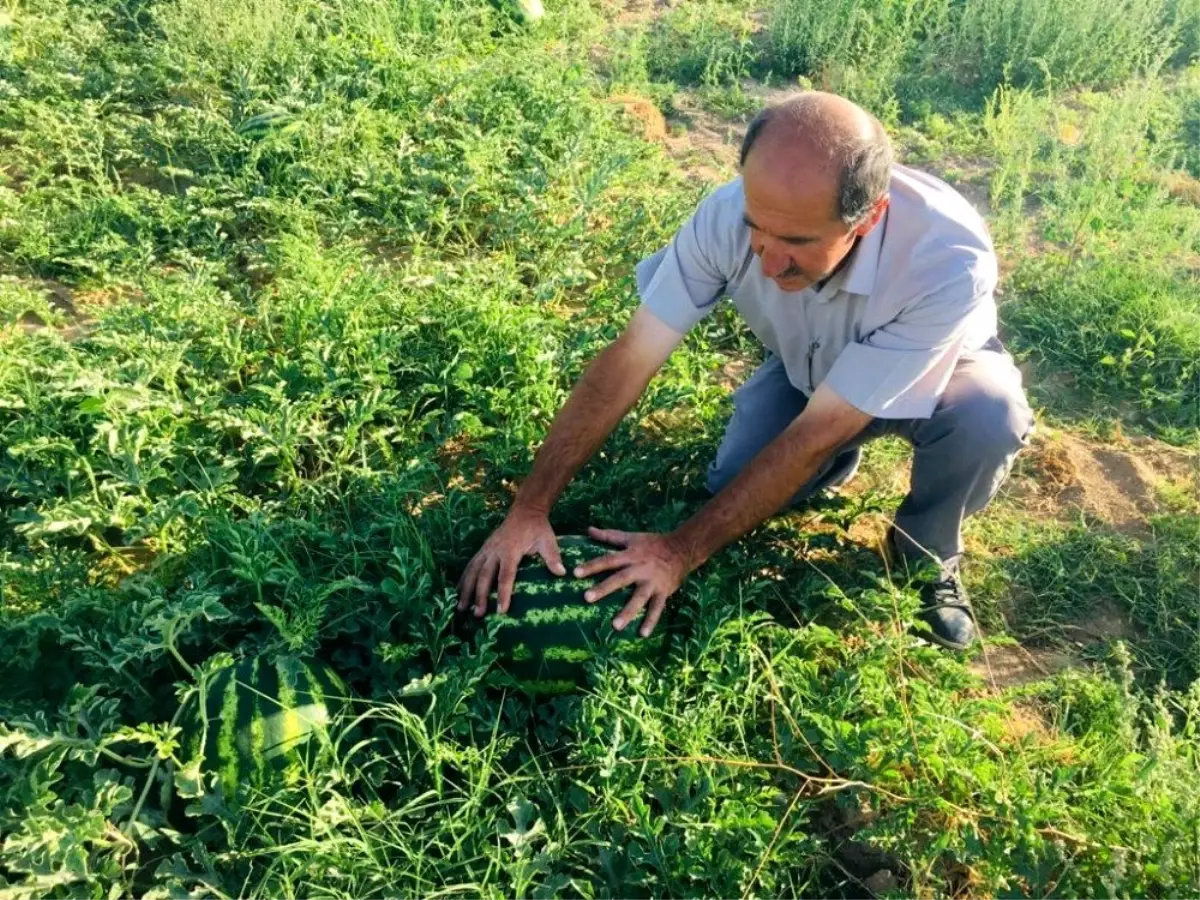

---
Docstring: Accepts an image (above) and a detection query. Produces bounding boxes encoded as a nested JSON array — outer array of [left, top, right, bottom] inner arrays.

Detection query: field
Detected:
[[1, 0, 1199, 896]]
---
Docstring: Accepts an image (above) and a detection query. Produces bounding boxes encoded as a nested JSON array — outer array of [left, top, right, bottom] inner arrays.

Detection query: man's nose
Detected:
[[758, 246, 791, 279]]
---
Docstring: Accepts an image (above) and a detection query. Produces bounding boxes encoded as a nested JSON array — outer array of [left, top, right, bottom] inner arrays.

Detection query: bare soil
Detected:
[[969, 643, 1076, 690], [1011, 428, 1196, 536]]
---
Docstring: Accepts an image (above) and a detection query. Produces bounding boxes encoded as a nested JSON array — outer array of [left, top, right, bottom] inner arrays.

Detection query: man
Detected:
[[456, 91, 1033, 651]]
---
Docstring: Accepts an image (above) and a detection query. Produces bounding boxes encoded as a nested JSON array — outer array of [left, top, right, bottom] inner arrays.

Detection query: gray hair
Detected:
[[739, 94, 893, 227]]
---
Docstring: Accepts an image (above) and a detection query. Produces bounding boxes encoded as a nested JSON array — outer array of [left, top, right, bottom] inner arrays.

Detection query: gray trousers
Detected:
[[706, 340, 1035, 571]]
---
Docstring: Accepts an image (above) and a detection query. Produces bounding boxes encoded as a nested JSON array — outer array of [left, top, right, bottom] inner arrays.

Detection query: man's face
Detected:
[[741, 140, 883, 292]]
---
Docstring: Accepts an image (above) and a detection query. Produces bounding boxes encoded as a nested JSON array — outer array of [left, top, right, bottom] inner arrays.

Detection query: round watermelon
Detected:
[[492, 0, 544, 26], [462, 535, 669, 695], [178, 655, 349, 808]]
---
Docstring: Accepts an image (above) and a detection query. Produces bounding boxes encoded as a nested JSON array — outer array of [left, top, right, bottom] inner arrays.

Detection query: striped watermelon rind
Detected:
[[178, 655, 348, 808], [464, 535, 669, 695]]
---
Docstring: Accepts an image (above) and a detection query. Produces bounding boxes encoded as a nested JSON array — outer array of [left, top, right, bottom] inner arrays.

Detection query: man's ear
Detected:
[[852, 193, 890, 238]]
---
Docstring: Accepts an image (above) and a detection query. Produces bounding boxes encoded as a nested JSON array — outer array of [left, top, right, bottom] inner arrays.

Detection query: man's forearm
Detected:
[[668, 424, 838, 570], [512, 342, 653, 515]]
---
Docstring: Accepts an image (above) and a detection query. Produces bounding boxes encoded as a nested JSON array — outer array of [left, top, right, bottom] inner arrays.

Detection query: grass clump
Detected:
[[1, 1, 1199, 898], [1003, 254, 1200, 439], [622, 0, 1195, 118]]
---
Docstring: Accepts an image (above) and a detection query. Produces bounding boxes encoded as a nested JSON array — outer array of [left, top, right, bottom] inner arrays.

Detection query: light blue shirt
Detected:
[[635, 164, 999, 419]]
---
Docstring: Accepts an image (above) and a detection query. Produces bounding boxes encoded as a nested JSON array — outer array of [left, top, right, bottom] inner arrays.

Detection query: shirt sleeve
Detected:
[[635, 187, 732, 334], [823, 274, 988, 419]]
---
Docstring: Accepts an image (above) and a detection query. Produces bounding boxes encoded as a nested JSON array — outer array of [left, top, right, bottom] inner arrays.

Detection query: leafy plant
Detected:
[[1, 1, 1197, 898]]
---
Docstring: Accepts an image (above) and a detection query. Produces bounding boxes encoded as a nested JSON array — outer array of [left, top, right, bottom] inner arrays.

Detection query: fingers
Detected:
[[583, 566, 638, 604], [638, 595, 667, 638], [496, 556, 518, 616], [472, 556, 499, 618], [539, 536, 566, 577], [613, 586, 652, 632], [456, 555, 483, 611], [458, 512, 563, 619], [458, 550, 527, 617], [588, 525, 630, 548], [575, 550, 629, 579]]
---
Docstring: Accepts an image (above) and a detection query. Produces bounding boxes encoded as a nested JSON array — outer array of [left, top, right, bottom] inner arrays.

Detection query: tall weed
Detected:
[[645, 1, 761, 88], [947, 0, 1178, 99], [758, 0, 1188, 114], [766, 0, 950, 114]]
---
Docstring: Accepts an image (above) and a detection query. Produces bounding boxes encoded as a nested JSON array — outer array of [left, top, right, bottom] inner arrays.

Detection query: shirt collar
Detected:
[[811, 208, 887, 303]]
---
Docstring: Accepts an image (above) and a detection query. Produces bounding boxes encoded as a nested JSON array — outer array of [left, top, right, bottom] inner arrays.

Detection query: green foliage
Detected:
[[0, 279, 67, 328], [1, 0, 1198, 898], [978, 511, 1200, 688], [766, 0, 950, 115], [1166, 0, 1200, 65], [646, 1, 761, 88], [643, 0, 1195, 117], [1003, 254, 1200, 436], [974, 75, 1200, 440], [945, 0, 1179, 100]]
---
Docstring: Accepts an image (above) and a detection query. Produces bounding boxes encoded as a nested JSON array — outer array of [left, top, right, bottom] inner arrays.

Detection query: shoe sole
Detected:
[[818, 449, 862, 494]]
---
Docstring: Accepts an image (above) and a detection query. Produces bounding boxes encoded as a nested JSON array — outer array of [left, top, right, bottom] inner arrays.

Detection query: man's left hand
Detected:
[[574, 525, 692, 637]]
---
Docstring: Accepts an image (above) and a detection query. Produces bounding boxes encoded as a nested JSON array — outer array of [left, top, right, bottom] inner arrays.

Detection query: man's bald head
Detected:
[[739, 91, 893, 227]]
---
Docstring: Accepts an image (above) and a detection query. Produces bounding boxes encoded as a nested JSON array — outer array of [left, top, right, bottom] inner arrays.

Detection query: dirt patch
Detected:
[[93, 541, 161, 586], [72, 282, 142, 314], [659, 80, 809, 183], [714, 353, 753, 392], [844, 511, 895, 554], [969, 600, 1137, 691], [1013, 429, 1196, 535], [2, 278, 89, 342], [15, 280, 144, 342], [970, 643, 1076, 690], [610, 0, 675, 27], [662, 95, 742, 184], [922, 157, 995, 218], [608, 93, 668, 143], [826, 424, 1191, 567], [435, 432, 491, 496], [1073, 447, 1158, 526], [995, 701, 1054, 744], [1123, 433, 1199, 482], [28, 279, 78, 316], [0, 163, 28, 191], [1064, 598, 1138, 645], [637, 404, 707, 438], [1163, 171, 1200, 207]]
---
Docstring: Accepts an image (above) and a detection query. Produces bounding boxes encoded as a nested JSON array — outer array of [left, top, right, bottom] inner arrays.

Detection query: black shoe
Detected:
[[884, 526, 977, 651], [913, 573, 976, 651]]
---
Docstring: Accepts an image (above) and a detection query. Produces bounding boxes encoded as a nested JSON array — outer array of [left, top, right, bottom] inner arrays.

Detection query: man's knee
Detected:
[[705, 353, 807, 497], [705, 459, 733, 496], [938, 382, 1033, 458]]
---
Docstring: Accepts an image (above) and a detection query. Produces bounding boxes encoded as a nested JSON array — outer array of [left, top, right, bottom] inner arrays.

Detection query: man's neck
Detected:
[[815, 235, 861, 293]]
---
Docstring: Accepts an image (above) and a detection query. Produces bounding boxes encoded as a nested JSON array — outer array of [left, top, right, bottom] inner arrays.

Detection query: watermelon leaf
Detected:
[[501, 797, 546, 852]]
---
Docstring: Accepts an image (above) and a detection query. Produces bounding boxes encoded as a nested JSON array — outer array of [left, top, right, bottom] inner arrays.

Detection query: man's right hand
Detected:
[[455, 506, 567, 618]]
